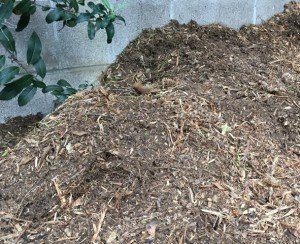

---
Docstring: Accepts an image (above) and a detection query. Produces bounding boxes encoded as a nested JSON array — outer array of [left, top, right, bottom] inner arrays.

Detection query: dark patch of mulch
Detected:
[[0, 115, 42, 154], [0, 2, 299, 243]]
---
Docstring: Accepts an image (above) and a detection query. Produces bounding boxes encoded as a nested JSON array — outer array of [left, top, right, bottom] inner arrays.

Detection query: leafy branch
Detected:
[[0, 0, 125, 106]]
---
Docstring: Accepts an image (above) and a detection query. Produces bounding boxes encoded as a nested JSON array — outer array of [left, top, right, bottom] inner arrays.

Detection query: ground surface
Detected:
[[0, 2, 300, 243]]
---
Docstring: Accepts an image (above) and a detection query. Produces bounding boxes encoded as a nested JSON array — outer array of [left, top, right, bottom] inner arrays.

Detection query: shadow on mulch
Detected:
[[0, 115, 42, 154]]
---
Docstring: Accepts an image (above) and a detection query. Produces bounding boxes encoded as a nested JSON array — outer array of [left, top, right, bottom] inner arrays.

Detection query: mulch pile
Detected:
[[1, 2, 299, 243]]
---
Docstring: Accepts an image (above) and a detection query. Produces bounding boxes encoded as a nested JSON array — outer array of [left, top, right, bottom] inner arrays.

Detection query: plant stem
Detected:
[[8, 53, 31, 74]]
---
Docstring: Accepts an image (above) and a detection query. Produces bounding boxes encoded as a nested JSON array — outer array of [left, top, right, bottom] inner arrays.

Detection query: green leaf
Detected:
[[87, 21, 95, 40], [88, 2, 105, 14], [0, 66, 20, 85], [55, 94, 67, 103], [33, 80, 46, 88], [115, 15, 126, 25], [42, 85, 63, 93], [70, 0, 79, 12], [5, 74, 34, 89], [78, 0, 85, 6], [63, 11, 75, 21], [0, 55, 5, 69], [87, 2, 96, 9], [33, 57, 46, 78], [56, 3, 67, 8], [62, 86, 77, 95], [41, 5, 51, 11], [78, 83, 88, 90], [96, 3, 106, 12], [16, 14, 30, 32], [66, 18, 77, 27], [108, 12, 116, 21], [0, 25, 16, 52], [18, 85, 37, 106], [77, 13, 91, 23], [78, 82, 93, 90], [0, 86, 23, 100], [0, 0, 14, 26], [52, 0, 64, 3], [57, 79, 71, 87], [101, 0, 113, 11], [51, 89, 63, 96], [13, 0, 31, 15], [27, 31, 42, 65], [45, 9, 64, 23], [95, 16, 110, 30], [105, 22, 114, 43], [28, 5, 36, 15]]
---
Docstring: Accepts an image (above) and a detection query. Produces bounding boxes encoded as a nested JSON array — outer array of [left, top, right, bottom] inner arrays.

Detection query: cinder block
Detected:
[[108, 0, 143, 62], [56, 0, 142, 67], [216, 0, 254, 28], [45, 64, 108, 87], [255, 0, 293, 24], [140, 0, 171, 29], [172, 0, 254, 29], [56, 23, 110, 68], [171, 0, 219, 25]]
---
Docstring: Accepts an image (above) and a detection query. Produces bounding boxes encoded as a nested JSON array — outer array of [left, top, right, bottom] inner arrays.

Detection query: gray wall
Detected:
[[0, 0, 293, 123]]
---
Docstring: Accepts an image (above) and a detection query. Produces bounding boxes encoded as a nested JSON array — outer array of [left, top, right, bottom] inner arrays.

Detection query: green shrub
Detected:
[[0, 0, 125, 106]]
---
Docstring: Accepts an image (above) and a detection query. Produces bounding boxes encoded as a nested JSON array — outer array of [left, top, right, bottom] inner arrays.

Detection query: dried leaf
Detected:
[[282, 222, 300, 238], [72, 197, 83, 207], [23, 138, 38, 145], [213, 181, 225, 191], [52, 179, 67, 207], [146, 221, 157, 239], [40, 146, 51, 162], [133, 82, 152, 95], [106, 231, 117, 243], [19, 156, 33, 166], [71, 131, 88, 136], [91, 207, 107, 243], [66, 143, 74, 154], [48, 115, 58, 120], [99, 86, 109, 98]]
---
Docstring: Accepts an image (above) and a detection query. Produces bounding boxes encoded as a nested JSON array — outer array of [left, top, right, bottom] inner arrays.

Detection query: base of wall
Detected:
[[0, 65, 108, 124], [0, 0, 295, 122]]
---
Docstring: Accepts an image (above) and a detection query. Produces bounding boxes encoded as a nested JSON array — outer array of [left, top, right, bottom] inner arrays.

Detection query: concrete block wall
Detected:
[[0, 0, 295, 123]]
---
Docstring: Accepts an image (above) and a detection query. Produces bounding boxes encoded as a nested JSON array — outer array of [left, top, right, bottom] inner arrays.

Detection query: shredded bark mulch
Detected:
[[1, 2, 299, 243]]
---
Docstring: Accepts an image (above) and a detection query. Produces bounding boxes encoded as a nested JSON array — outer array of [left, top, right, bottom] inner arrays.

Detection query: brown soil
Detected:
[[1, 2, 300, 243]]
